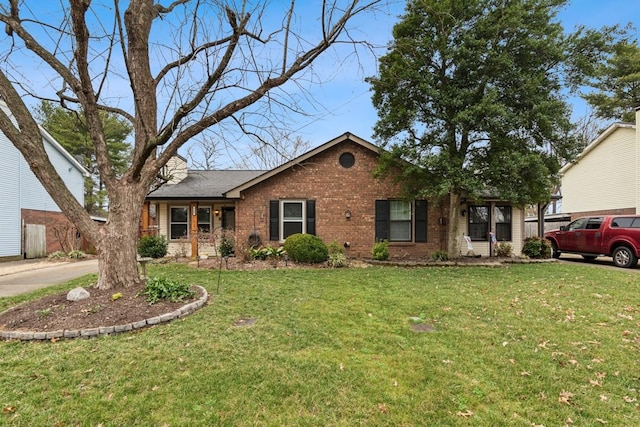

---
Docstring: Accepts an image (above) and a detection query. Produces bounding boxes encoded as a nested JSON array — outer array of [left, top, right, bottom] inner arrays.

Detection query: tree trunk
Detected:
[[447, 192, 462, 258], [93, 185, 145, 290]]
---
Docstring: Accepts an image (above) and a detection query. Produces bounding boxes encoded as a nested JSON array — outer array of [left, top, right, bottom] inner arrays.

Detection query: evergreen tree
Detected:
[[36, 101, 132, 215], [583, 40, 640, 123], [367, 0, 619, 256]]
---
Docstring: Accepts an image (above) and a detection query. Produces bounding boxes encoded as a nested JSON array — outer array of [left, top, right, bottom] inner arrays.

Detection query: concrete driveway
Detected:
[[557, 253, 640, 272], [0, 259, 99, 297]]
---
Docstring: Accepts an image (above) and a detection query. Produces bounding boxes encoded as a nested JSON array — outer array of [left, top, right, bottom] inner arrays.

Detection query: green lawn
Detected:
[[1, 263, 639, 426]]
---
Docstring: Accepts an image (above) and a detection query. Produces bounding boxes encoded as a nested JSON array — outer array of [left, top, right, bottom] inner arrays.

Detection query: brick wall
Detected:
[[21, 209, 92, 254], [234, 139, 450, 259], [569, 208, 636, 221]]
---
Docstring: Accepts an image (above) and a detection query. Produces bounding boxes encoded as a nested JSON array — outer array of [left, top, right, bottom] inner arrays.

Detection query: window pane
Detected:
[[390, 222, 411, 241], [283, 202, 303, 220], [469, 223, 487, 240], [469, 206, 489, 223], [390, 201, 411, 220], [198, 207, 210, 223], [496, 223, 511, 241], [283, 222, 303, 239], [494, 206, 511, 223], [170, 224, 188, 240], [171, 207, 188, 222]]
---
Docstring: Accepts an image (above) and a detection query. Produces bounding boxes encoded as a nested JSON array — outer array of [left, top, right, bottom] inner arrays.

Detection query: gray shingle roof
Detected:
[[147, 169, 266, 199]]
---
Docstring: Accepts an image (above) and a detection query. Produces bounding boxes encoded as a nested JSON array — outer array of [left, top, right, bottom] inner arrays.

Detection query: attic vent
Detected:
[[339, 152, 355, 168]]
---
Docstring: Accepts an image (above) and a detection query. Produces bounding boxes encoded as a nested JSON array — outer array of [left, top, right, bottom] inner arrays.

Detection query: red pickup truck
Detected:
[[544, 215, 640, 268]]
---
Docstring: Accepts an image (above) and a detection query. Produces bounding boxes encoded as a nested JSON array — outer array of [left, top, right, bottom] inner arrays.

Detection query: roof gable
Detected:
[[560, 122, 636, 174], [225, 132, 379, 198]]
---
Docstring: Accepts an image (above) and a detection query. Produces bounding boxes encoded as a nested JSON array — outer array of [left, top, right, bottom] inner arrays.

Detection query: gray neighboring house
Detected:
[[0, 100, 88, 260]]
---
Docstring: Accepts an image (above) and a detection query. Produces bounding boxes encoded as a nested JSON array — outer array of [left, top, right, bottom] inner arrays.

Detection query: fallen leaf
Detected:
[[589, 379, 602, 387], [152, 385, 160, 391], [393, 380, 398, 387], [2, 406, 16, 413], [595, 372, 606, 379], [600, 395, 609, 401], [624, 396, 637, 403], [456, 410, 473, 417], [558, 390, 574, 405], [502, 341, 508, 347], [596, 418, 607, 424], [442, 359, 453, 364], [508, 358, 516, 364], [520, 371, 531, 376], [339, 363, 344, 371], [378, 403, 387, 413]]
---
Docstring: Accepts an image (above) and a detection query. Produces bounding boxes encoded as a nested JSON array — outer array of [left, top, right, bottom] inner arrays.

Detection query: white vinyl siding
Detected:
[[0, 102, 86, 258], [561, 127, 636, 214], [0, 131, 22, 257]]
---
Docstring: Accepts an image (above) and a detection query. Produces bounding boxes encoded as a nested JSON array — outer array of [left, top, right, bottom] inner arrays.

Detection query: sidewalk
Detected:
[[0, 259, 65, 277]]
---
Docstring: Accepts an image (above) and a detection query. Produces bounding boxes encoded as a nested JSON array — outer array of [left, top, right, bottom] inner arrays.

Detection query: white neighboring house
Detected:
[[559, 107, 640, 219], [0, 100, 89, 260]]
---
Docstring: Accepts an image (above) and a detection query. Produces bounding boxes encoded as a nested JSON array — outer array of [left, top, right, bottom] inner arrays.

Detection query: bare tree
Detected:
[[236, 134, 311, 170], [0, 0, 382, 289]]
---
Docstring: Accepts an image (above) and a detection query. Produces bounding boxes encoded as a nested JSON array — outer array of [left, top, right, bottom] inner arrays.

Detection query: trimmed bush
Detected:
[[495, 242, 513, 257], [430, 250, 449, 261], [371, 240, 389, 261], [521, 237, 551, 259], [283, 234, 328, 264], [138, 235, 168, 258]]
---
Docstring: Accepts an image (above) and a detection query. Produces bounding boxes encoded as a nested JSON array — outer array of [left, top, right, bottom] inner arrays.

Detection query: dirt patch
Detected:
[[0, 283, 202, 333]]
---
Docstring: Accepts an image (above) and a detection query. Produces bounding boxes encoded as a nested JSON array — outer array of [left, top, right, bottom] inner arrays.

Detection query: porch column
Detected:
[[140, 202, 150, 236], [190, 202, 198, 258]]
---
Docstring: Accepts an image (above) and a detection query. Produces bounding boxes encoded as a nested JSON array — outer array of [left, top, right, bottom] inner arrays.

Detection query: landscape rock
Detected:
[[66, 287, 90, 302]]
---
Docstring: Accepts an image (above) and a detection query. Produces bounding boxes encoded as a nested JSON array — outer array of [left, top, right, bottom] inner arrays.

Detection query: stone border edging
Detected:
[[0, 285, 209, 342]]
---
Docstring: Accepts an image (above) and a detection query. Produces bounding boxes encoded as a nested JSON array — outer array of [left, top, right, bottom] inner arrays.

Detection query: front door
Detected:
[[222, 207, 235, 231]]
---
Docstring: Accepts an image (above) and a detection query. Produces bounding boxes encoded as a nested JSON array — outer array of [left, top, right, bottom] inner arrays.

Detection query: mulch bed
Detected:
[[0, 283, 202, 333]]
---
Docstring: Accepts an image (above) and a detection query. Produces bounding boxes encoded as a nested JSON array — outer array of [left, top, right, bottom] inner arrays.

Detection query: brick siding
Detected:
[[234, 140, 450, 259], [21, 209, 93, 254], [569, 208, 636, 221]]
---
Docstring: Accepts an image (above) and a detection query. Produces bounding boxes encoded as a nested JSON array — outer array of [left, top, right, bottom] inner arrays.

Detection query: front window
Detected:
[[281, 200, 305, 240], [567, 218, 587, 231], [198, 207, 211, 234], [170, 206, 188, 240], [389, 200, 412, 241], [494, 206, 512, 241], [468, 206, 489, 241]]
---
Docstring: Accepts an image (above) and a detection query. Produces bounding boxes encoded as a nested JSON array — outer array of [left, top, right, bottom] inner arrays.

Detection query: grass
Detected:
[[1, 262, 640, 426]]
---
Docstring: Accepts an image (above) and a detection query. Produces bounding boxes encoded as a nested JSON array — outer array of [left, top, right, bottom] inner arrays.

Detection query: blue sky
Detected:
[[263, 0, 640, 167]]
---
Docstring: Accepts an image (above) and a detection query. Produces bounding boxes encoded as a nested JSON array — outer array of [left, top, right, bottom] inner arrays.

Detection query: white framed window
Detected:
[[169, 206, 189, 240], [389, 200, 412, 241], [197, 206, 211, 234], [281, 200, 306, 241]]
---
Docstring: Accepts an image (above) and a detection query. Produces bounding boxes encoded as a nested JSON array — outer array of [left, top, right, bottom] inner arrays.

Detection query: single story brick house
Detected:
[[143, 133, 525, 259]]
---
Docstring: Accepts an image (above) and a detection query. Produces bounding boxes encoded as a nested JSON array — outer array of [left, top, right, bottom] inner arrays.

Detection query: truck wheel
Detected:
[[612, 246, 638, 268], [550, 241, 561, 259]]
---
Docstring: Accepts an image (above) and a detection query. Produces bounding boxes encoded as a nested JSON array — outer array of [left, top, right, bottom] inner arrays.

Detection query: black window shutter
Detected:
[[414, 200, 427, 242], [375, 200, 389, 241], [269, 200, 279, 241], [306, 200, 316, 235]]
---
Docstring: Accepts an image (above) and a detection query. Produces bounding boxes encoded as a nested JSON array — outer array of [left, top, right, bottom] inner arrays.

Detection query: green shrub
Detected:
[[283, 234, 328, 264], [521, 237, 551, 259], [251, 246, 286, 261], [48, 251, 67, 260], [140, 276, 194, 304], [495, 242, 513, 257], [219, 235, 234, 257], [327, 241, 347, 268], [430, 250, 449, 261], [371, 240, 389, 261], [138, 235, 168, 258], [67, 250, 87, 259]]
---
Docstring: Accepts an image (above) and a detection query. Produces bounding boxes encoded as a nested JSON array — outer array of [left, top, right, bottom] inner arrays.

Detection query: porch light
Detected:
[[215, 209, 220, 217]]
